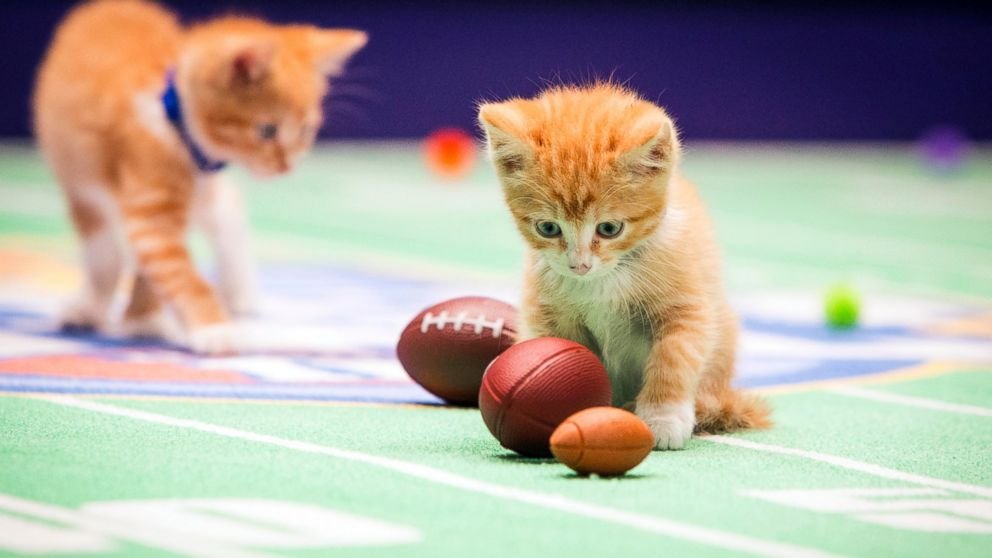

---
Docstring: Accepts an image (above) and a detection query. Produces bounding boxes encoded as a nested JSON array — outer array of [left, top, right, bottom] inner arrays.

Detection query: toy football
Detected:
[[550, 407, 654, 476], [397, 296, 518, 405], [479, 337, 612, 456]]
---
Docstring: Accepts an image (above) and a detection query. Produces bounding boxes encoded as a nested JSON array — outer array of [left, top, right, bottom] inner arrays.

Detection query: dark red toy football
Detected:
[[479, 337, 612, 456], [397, 296, 518, 405]]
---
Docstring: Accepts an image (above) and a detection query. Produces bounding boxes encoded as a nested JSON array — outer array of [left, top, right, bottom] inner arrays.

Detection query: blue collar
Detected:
[[161, 70, 227, 173]]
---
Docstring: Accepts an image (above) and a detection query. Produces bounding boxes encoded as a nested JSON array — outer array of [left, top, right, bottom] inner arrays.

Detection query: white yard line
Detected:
[[728, 256, 992, 305], [35, 395, 841, 558], [702, 436, 992, 498], [828, 386, 992, 417], [0, 494, 272, 558], [722, 215, 992, 271]]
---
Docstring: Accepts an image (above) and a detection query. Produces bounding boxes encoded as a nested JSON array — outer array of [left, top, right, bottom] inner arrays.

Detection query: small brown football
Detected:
[[550, 407, 654, 476], [396, 296, 518, 405]]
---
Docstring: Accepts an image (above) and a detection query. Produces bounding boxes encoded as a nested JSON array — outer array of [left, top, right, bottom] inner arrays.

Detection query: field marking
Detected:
[[702, 436, 992, 499], [0, 390, 439, 410], [33, 395, 843, 558], [729, 256, 992, 304], [80, 498, 422, 548], [0, 508, 115, 554], [742, 488, 992, 534], [719, 213, 992, 277], [0, 494, 270, 558], [752, 361, 968, 396], [255, 231, 518, 284], [829, 386, 992, 417], [927, 313, 992, 339], [0, 362, 978, 408]]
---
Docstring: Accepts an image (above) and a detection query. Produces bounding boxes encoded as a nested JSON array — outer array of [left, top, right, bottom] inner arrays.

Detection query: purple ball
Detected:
[[917, 125, 971, 173]]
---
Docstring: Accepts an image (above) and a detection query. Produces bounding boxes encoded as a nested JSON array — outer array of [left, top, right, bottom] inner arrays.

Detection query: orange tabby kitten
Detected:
[[479, 83, 770, 449], [33, 0, 366, 353]]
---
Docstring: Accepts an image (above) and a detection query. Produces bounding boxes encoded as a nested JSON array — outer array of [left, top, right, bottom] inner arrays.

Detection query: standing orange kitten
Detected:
[[479, 84, 770, 449], [33, 0, 365, 353]]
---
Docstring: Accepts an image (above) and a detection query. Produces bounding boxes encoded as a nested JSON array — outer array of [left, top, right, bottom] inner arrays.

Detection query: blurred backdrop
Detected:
[[1, 0, 990, 141]]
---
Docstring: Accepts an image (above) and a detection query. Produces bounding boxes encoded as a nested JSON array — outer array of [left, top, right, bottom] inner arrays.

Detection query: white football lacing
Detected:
[[420, 311, 505, 339]]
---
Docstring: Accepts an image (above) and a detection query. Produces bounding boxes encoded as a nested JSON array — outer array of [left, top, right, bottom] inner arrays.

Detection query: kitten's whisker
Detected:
[[328, 84, 386, 103], [598, 182, 632, 204], [323, 101, 372, 127], [334, 65, 381, 80]]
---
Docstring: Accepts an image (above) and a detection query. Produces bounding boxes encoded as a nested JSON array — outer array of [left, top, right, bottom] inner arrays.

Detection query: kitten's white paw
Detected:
[[187, 322, 240, 355], [221, 280, 260, 317], [637, 401, 696, 450]]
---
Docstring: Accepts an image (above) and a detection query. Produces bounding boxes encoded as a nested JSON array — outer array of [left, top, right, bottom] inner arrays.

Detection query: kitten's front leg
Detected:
[[636, 307, 710, 450], [119, 167, 236, 355], [520, 265, 596, 346], [521, 300, 595, 348], [193, 174, 259, 316]]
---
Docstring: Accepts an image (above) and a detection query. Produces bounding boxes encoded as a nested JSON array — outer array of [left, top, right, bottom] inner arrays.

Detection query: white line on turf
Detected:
[[702, 436, 992, 498], [828, 386, 992, 417], [36, 395, 842, 558], [0, 493, 271, 558]]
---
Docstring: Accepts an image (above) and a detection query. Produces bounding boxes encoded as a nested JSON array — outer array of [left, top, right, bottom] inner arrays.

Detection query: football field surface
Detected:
[[0, 141, 990, 557]]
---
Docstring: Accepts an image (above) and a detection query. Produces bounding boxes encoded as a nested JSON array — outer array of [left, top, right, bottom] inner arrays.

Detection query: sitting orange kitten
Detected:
[[479, 84, 770, 449], [33, 0, 365, 353]]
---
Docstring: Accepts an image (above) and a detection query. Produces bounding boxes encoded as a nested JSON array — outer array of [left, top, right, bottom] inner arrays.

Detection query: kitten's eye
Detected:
[[535, 220, 562, 238], [257, 123, 278, 140], [596, 221, 624, 238]]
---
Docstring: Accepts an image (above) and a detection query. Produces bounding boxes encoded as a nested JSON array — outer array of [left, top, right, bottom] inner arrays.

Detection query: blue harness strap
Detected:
[[161, 70, 227, 173]]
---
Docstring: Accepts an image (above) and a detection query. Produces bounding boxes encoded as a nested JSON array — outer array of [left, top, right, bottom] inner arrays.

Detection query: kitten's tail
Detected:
[[695, 388, 772, 433]]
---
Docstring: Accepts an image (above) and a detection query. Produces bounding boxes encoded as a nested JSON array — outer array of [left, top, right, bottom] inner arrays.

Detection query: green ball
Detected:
[[824, 284, 860, 329]]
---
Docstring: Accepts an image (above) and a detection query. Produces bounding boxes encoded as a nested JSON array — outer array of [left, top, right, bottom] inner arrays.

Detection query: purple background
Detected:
[[2, 1, 990, 140]]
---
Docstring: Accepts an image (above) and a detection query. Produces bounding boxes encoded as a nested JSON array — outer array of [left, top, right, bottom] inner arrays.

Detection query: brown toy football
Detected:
[[479, 337, 612, 456], [550, 407, 654, 476], [397, 296, 518, 405]]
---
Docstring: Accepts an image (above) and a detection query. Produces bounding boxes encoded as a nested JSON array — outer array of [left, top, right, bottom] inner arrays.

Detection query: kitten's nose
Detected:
[[570, 263, 591, 276]]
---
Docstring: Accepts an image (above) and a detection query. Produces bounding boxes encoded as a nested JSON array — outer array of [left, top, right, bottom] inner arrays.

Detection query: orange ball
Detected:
[[424, 127, 477, 179], [550, 407, 654, 476]]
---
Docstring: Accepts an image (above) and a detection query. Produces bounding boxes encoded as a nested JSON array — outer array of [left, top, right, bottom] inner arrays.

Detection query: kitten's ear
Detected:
[[310, 29, 367, 76], [227, 40, 276, 86], [478, 102, 531, 176], [621, 113, 681, 180]]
